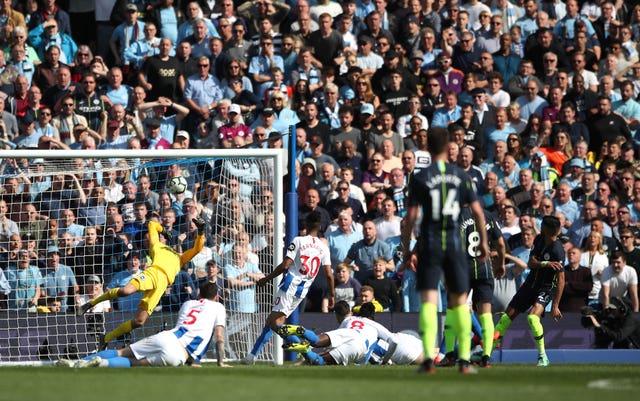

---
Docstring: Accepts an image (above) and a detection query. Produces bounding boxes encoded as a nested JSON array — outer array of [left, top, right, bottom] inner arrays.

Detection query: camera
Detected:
[[580, 304, 618, 329]]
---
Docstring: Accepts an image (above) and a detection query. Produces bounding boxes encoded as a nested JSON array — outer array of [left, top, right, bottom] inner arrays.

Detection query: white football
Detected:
[[168, 176, 187, 194]]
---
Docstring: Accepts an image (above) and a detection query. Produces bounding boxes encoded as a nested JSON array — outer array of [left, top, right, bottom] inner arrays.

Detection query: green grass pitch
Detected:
[[1, 363, 637, 401]]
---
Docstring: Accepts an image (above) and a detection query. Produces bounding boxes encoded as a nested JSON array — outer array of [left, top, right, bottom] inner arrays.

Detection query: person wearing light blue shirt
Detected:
[[248, 35, 285, 100], [42, 246, 79, 313], [515, 82, 548, 121], [184, 66, 224, 110], [431, 102, 462, 128], [612, 80, 640, 143], [553, 182, 581, 225], [224, 245, 264, 314]]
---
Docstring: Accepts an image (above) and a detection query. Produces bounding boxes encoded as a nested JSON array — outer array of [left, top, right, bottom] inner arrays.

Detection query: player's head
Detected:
[[305, 211, 322, 233], [427, 127, 450, 156], [199, 281, 219, 300], [334, 300, 352, 322], [357, 302, 376, 320], [541, 215, 561, 237]]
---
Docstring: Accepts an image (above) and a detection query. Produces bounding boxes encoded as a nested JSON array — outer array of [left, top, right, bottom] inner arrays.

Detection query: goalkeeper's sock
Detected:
[[478, 313, 494, 356], [104, 320, 134, 344], [89, 288, 120, 306], [105, 357, 131, 368], [450, 304, 472, 362], [83, 350, 118, 360], [419, 302, 438, 360], [286, 335, 301, 344], [250, 326, 274, 356], [303, 350, 325, 365], [301, 328, 319, 346], [527, 314, 546, 355]]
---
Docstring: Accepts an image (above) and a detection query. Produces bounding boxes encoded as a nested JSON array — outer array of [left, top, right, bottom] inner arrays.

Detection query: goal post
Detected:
[[0, 149, 285, 365]]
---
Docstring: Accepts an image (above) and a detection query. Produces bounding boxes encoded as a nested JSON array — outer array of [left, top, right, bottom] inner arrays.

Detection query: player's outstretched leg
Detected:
[[527, 314, 549, 367], [493, 313, 513, 348], [75, 356, 104, 368], [278, 325, 319, 346], [245, 326, 274, 364], [77, 288, 121, 316], [284, 342, 324, 365]]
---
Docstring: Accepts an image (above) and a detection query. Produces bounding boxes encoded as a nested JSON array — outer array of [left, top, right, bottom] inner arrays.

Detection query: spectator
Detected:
[[344, 220, 393, 284], [42, 245, 79, 313], [5, 249, 42, 310], [361, 257, 401, 311], [334, 263, 361, 309], [560, 246, 593, 312], [600, 251, 639, 312]]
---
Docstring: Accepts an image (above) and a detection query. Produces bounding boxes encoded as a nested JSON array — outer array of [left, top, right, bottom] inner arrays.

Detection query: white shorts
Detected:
[[390, 333, 423, 365], [272, 289, 304, 316], [326, 328, 368, 366], [130, 331, 188, 367]]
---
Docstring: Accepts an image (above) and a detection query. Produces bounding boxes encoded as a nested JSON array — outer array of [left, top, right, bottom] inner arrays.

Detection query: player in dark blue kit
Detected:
[[438, 207, 506, 368], [402, 127, 489, 374], [494, 215, 565, 367]]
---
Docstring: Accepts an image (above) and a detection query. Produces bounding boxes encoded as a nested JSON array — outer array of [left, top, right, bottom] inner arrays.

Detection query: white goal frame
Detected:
[[0, 148, 285, 366]]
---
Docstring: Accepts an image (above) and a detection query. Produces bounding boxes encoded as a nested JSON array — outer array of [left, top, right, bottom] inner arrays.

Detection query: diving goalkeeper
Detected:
[[78, 218, 206, 349]]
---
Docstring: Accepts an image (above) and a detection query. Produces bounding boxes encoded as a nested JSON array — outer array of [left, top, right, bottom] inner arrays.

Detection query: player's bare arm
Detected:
[[257, 257, 294, 287], [552, 271, 565, 321]]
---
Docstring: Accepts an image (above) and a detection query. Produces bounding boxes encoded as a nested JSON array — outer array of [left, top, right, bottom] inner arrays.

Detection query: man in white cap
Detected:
[[218, 103, 251, 148], [174, 130, 190, 148]]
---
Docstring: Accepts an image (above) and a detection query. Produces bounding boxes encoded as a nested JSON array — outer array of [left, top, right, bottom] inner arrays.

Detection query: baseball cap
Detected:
[[410, 50, 424, 60], [302, 157, 316, 169], [145, 118, 161, 128], [438, 51, 452, 59], [570, 158, 585, 168], [176, 130, 190, 140], [309, 135, 322, 145], [126, 3, 137, 12], [360, 103, 375, 116], [87, 275, 101, 284], [107, 120, 120, 129], [46, 245, 59, 254], [470, 87, 486, 96], [385, 50, 399, 60], [262, 107, 275, 115], [525, 137, 538, 148], [406, 15, 419, 25], [268, 131, 283, 141], [229, 104, 241, 114], [19, 113, 35, 125]]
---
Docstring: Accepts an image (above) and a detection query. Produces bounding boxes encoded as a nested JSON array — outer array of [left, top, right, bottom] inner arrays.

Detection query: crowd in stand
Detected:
[[0, 0, 639, 315]]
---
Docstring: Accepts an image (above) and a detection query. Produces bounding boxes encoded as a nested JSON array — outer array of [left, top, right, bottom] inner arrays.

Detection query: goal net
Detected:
[[0, 149, 284, 365]]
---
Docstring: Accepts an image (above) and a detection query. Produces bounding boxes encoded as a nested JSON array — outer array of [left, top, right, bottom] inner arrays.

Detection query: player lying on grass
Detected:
[[58, 282, 229, 368], [370, 330, 424, 365], [244, 212, 334, 364], [77, 218, 206, 349], [282, 301, 395, 365]]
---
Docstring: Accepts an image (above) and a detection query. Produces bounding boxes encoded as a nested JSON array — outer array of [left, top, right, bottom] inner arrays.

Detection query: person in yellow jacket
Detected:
[[78, 218, 206, 349]]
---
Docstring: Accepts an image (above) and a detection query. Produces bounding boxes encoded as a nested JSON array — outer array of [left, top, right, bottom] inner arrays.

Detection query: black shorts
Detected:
[[508, 285, 553, 314], [469, 261, 494, 304], [415, 235, 469, 294], [470, 276, 494, 304]]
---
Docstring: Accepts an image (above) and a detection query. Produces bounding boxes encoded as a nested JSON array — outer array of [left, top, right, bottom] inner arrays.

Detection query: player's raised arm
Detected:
[[180, 218, 206, 265], [147, 220, 163, 246]]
